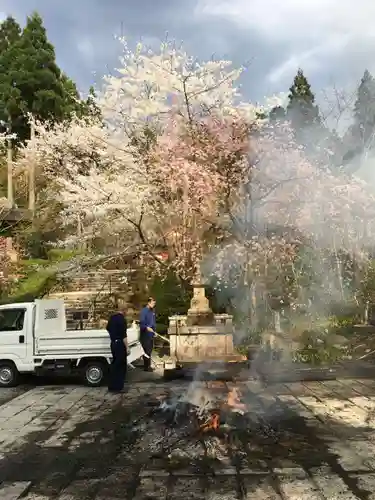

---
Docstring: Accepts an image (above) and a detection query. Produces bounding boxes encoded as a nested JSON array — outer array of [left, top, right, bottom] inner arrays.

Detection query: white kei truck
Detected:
[[0, 298, 144, 388]]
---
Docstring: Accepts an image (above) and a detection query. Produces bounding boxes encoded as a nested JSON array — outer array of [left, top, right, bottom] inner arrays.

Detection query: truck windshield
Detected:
[[0, 308, 25, 331]]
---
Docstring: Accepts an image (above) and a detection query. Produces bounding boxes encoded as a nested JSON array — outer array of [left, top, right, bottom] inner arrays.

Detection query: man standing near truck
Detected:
[[139, 297, 156, 372], [106, 302, 129, 392]]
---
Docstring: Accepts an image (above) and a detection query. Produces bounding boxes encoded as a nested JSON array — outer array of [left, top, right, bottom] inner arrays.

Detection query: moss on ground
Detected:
[[1, 249, 82, 304]]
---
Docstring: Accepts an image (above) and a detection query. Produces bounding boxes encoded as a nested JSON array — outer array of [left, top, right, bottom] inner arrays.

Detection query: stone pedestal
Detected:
[[168, 283, 243, 363]]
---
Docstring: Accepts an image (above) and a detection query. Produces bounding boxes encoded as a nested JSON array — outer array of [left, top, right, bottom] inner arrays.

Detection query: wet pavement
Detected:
[[1, 371, 375, 498]]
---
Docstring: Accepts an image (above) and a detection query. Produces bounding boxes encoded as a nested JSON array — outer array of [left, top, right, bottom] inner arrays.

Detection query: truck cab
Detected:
[[0, 299, 143, 387]]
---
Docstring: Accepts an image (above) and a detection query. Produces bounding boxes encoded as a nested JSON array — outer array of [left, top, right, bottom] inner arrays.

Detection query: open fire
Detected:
[[160, 387, 248, 433], [135, 377, 346, 499], [200, 411, 220, 432], [202, 387, 247, 431], [148, 380, 288, 468]]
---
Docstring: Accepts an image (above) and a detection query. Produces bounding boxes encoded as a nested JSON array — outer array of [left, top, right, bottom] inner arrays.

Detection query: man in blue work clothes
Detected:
[[139, 297, 156, 372], [106, 302, 129, 392]]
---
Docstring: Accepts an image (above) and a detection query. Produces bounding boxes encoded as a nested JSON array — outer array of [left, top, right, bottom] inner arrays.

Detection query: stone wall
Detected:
[[48, 269, 146, 329]]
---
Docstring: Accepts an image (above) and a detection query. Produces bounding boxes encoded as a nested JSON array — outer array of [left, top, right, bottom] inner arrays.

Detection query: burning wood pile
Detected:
[[146, 381, 283, 468], [159, 385, 248, 429], [131, 380, 332, 480], [198, 387, 247, 432]]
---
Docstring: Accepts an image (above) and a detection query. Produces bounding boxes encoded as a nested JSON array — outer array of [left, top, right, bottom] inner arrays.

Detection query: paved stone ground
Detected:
[[1, 372, 375, 498]]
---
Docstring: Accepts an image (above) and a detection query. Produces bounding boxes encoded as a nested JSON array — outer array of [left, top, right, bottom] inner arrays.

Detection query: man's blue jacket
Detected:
[[139, 306, 156, 337]]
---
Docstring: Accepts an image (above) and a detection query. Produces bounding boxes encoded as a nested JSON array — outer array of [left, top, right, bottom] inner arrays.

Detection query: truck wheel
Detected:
[[82, 361, 107, 387], [0, 362, 19, 388]]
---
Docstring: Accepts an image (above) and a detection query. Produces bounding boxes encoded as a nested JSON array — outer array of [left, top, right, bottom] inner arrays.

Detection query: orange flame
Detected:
[[200, 412, 220, 432]]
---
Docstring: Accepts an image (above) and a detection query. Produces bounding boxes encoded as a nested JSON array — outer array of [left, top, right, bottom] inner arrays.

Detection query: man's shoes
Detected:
[[144, 367, 154, 372]]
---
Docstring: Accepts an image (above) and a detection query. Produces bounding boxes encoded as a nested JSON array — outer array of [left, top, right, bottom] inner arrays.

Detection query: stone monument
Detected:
[[167, 267, 244, 365], [186, 268, 214, 326]]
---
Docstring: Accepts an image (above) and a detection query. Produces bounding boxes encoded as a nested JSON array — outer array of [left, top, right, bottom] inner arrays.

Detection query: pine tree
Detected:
[[286, 69, 345, 170], [0, 16, 21, 53], [269, 105, 286, 122], [287, 69, 321, 129], [60, 73, 82, 117], [0, 17, 23, 133], [0, 12, 83, 142], [352, 69, 375, 148], [78, 86, 102, 122], [14, 13, 72, 122], [340, 70, 375, 171]]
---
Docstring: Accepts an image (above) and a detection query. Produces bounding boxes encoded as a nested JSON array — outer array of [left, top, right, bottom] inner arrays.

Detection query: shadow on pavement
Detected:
[[0, 383, 374, 499]]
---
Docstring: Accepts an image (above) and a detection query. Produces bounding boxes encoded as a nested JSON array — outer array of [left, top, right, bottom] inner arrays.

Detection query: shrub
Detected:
[[148, 272, 191, 328]]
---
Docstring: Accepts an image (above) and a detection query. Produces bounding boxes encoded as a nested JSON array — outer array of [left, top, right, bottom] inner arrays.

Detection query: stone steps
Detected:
[[49, 273, 122, 330], [56, 270, 133, 292], [48, 291, 113, 330], [48, 269, 141, 330]]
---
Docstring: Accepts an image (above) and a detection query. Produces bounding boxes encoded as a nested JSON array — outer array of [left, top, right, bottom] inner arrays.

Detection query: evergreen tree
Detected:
[[0, 12, 83, 142], [78, 86, 102, 122], [352, 69, 375, 149], [287, 69, 321, 129], [269, 105, 286, 122], [0, 16, 24, 134], [341, 70, 375, 172], [285, 69, 346, 170], [0, 16, 21, 53]]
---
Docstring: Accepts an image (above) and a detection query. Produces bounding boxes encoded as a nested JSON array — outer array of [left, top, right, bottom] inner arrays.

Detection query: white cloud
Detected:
[[195, 0, 375, 42], [267, 34, 351, 84], [76, 36, 95, 63], [195, 0, 375, 83]]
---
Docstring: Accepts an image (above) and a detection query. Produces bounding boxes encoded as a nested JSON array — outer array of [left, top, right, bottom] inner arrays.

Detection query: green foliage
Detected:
[[78, 86, 102, 122], [328, 315, 357, 337], [322, 300, 361, 340], [19, 258, 49, 268], [236, 330, 263, 352], [4, 266, 57, 304], [14, 196, 66, 258], [359, 258, 375, 305], [292, 344, 345, 365], [0, 248, 82, 304], [0, 15, 21, 53], [285, 69, 344, 169], [352, 70, 375, 146], [148, 272, 191, 333], [287, 69, 321, 128], [342, 70, 375, 169], [0, 12, 88, 143], [1, 256, 55, 304], [268, 106, 286, 122], [46, 248, 83, 262], [235, 344, 251, 356]]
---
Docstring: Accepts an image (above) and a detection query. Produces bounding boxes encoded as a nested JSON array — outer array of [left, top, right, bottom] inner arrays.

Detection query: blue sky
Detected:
[[0, 0, 374, 106]]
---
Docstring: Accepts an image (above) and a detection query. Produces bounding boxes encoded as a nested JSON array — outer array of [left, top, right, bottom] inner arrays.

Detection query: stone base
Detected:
[[169, 314, 234, 334], [186, 311, 215, 327], [169, 332, 237, 362]]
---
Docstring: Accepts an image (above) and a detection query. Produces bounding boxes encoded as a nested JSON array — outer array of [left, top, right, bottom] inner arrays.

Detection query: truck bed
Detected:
[[35, 325, 139, 357]]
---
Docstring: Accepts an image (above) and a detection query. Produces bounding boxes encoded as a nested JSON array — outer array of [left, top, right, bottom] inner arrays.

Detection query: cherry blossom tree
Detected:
[[13, 41, 265, 279], [13, 37, 375, 328], [99, 38, 258, 133], [145, 114, 252, 279], [207, 119, 375, 331]]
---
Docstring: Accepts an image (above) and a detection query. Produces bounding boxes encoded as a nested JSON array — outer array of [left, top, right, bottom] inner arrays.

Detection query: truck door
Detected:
[[0, 307, 28, 366]]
